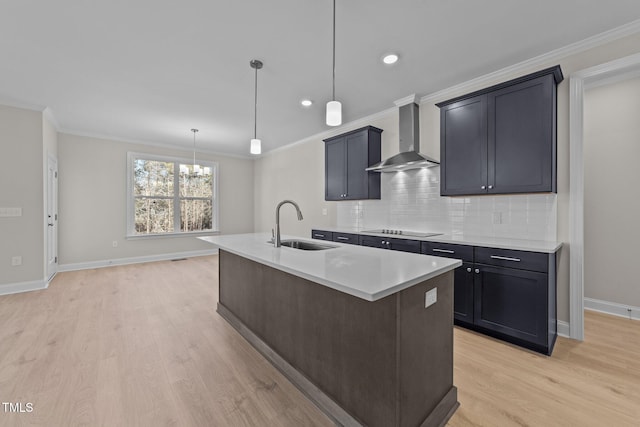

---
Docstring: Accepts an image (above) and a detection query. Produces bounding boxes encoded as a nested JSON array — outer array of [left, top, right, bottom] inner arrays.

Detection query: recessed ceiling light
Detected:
[[301, 99, 313, 107], [382, 54, 399, 65]]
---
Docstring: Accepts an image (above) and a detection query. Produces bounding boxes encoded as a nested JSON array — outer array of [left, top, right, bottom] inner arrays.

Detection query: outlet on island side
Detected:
[[425, 288, 437, 308], [11, 256, 22, 266]]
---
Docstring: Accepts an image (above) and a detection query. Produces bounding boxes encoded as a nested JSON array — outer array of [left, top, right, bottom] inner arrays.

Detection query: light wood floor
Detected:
[[0, 256, 638, 427]]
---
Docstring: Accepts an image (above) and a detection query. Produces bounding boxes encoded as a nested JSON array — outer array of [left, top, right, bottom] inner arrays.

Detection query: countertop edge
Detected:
[[314, 227, 563, 253], [199, 234, 461, 302]]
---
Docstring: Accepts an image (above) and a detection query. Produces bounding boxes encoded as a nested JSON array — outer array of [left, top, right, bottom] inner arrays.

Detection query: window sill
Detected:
[[126, 230, 220, 240]]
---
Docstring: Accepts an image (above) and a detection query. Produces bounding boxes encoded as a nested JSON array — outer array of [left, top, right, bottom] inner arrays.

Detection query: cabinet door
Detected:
[[488, 75, 554, 193], [440, 95, 488, 196], [325, 138, 345, 200], [345, 131, 369, 200], [474, 265, 548, 346], [454, 263, 474, 325]]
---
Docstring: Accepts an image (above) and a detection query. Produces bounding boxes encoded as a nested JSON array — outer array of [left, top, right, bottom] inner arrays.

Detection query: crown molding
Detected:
[[394, 94, 417, 107], [420, 18, 640, 105], [58, 128, 254, 160], [42, 107, 60, 130], [259, 106, 397, 159]]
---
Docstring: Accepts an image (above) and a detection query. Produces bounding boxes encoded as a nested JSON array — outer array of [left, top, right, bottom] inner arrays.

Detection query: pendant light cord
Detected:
[[332, 0, 336, 101], [254, 64, 258, 139]]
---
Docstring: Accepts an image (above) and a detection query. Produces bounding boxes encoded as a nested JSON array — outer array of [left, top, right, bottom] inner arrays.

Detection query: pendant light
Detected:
[[191, 128, 201, 175], [326, 0, 342, 126], [250, 59, 263, 155]]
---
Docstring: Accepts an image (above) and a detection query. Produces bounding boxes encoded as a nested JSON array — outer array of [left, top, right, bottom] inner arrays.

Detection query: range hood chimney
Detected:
[[366, 96, 439, 172]]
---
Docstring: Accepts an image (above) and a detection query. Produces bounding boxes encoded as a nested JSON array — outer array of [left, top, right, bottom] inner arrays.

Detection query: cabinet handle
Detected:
[[432, 249, 454, 254], [336, 236, 349, 241], [314, 234, 325, 238], [475, 268, 480, 274], [481, 185, 486, 190], [488, 185, 493, 189], [466, 267, 472, 273], [490, 255, 521, 262]]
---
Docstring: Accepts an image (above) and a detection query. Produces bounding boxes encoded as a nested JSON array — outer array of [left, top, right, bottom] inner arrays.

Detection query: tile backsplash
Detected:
[[337, 168, 557, 241]]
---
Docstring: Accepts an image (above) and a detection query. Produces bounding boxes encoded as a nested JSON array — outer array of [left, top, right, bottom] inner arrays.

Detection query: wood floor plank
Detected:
[[1, 255, 639, 426]]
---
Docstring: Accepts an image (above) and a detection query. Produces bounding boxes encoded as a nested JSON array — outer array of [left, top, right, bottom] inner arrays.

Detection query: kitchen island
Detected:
[[200, 233, 461, 427]]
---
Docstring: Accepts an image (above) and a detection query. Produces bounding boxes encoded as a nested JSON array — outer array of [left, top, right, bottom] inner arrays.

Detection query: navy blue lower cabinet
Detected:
[[473, 265, 548, 349], [454, 263, 475, 326], [311, 229, 333, 241], [359, 236, 420, 253]]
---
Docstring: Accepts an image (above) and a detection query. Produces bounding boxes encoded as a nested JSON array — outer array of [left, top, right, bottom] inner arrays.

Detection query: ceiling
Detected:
[[2, 1, 640, 157]]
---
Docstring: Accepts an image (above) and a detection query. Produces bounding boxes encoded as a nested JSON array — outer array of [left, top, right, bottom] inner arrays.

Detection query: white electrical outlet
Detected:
[[322, 208, 328, 216], [425, 288, 437, 308], [112, 241, 118, 248], [11, 256, 22, 266], [492, 212, 503, 224]]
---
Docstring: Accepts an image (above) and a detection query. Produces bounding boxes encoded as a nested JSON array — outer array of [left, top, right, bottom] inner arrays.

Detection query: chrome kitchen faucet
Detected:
[[274, 200, 303, 247]]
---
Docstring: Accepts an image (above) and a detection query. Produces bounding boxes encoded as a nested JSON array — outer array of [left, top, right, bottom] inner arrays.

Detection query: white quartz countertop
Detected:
[[199, 233, 460, 302], [317, 227, 562, 253]]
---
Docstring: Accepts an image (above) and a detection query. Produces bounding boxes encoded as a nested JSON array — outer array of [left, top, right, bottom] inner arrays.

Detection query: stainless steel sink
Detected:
[[279, 239, 338, 251]]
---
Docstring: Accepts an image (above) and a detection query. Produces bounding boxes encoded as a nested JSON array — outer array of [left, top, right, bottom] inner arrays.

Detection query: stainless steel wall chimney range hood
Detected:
[[366, 99, 439, 172]]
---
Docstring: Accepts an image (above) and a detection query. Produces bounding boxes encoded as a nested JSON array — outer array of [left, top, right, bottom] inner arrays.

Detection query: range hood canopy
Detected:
[[366, 98, 439, 172]]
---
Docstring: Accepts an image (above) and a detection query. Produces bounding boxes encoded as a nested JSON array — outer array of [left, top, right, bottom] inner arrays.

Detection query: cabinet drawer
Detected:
[[332, 232, 359, 245], [475, 247, 548, 273], [311, 229, 333, 241], [421, 242, 473, 262]]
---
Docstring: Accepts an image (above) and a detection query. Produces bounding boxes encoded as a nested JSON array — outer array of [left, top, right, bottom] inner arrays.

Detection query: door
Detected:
[[344, 131, 368, 200], [325, 138, 345, 200], [440, 94, 488, 195], [487, 74, 554, 193], [454, 263, 474, 325], [474, 265, 548, 346], [46, 155, 58, 281]]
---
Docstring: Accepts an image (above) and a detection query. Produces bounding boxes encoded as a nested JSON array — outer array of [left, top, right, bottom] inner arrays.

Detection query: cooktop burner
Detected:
[[362, 229, 442, 238]]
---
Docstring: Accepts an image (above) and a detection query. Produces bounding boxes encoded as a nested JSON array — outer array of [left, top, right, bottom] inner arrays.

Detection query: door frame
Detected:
[[569, 52, 640, 340], [46, 153, 58, 282]]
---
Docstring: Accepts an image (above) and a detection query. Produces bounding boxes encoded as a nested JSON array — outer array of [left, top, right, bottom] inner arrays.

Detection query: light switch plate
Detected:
[[11, 256, 22, 266], [0, 207, 22, 217], [425, 288, 437, 308]]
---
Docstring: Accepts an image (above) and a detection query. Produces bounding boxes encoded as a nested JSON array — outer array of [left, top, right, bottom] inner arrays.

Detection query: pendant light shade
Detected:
[[326, 0, 342, 127], [250, 138, 261, 155], [250, 59, 263, 155], [326, 100, 342, 126]]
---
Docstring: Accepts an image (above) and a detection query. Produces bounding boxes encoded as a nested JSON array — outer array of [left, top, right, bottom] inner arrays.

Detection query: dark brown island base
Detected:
[[217, 249, 458, 427]]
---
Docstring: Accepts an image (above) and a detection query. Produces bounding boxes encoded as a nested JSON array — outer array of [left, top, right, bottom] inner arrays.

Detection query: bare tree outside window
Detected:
[[129, 154, 217, 236]]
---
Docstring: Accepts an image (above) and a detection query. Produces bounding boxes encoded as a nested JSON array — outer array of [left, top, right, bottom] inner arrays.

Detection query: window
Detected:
[[127, 152, 218, 237]]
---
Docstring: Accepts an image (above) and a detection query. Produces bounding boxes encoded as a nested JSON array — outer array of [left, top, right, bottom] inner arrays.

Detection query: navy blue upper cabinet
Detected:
[[437, 66, 562, 196], [324, 126, 382, 201]]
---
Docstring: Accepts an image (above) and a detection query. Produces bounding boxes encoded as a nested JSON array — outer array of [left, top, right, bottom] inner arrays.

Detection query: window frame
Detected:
[[126, 152, 219, 239]]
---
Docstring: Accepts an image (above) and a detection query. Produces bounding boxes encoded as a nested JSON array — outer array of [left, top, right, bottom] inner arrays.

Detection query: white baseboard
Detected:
[[0, 279, 48, 297], [584, 297, 640, 321], [58, 249, 218, 272], [557, 320, 570, 338]]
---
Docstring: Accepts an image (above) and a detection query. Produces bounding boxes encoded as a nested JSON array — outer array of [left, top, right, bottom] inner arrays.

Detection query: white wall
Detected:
[[0, 105, 44, 286], [253, 111, 397, 237], [58, 133, 254, 266], [253, 31, 640, 324], [584, 76, 640, 307]]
